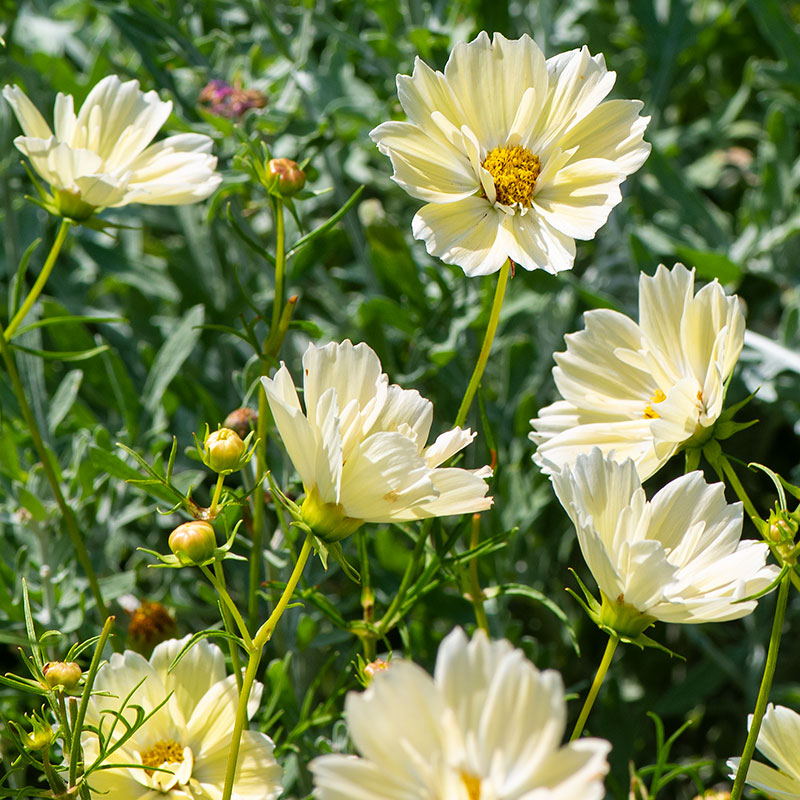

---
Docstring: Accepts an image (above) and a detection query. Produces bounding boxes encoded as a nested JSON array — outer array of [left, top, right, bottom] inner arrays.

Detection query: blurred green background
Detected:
[[2, 0, 800, 797]]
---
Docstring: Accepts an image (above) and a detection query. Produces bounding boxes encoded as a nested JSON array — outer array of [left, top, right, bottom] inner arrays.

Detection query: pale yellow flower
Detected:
[[311, 628, 611, 800], [3, 76, 221, 219], [370, 32, 650, 276], [530, 264, 745, 480], [82, 637, 281, 799], [262, 340, 492, 541], [728, 705, 800, 800], [552, 449, 778, 633]]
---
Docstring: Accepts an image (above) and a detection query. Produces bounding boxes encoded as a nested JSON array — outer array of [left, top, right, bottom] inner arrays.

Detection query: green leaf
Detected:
[[142, 304, 205, 413], [47, 369, 83, 432]]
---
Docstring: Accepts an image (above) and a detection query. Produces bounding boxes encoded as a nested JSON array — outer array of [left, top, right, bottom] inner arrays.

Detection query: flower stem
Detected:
[[570, 634, 619, 741], [0, 318, 110, 624], [221, 533, 313, 800], [68, 615, 114, 790], [248, 197, 287, 630], [730, 574, 790, 800], [5, 217, 71, 340], [208, 473, 225, 518], [718, 453, 760, 524], [467, 513, 489, 632], [454, 258, 510, 429], [212, 561, 244, 690], [200, 563, 254, 652]]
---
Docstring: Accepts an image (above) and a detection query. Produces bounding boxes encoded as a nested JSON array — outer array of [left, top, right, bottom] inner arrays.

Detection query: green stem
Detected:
[[248, 198, 287, 630], [200, 564, 254, 651], [212, 561, 244, 692], [270, 198, 286, 335], [68, 615, 114, 789], [4, 217, 71, 340], [208, 473, 225, 518], [570, 634, 619, 741], [0, 319, 110, 623], [377, 521, 430, 636], [357, 531, 376, 659], [718, 453, 760, 524], [221, 533, 313, 800], [467, 514, 489, 633], [454, 258, 510, 429], [731, 575, 790, 800]]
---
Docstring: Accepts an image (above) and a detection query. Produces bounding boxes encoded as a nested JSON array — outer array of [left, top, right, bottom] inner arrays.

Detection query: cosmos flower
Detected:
[[551, 449, 778, 635], [311, 627, 611, 800], [728, 705, 800, 800], [370, 32, 650, 276], [262, 340, 492, 541], [81, 637, 281, 799], [530, 263, 746, 480], [3, 75, 221, 219]]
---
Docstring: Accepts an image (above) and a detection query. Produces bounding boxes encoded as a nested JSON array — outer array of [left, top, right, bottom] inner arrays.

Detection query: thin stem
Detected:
[[200, 564, 254, 651], [212, 561, 244, 691], [454, 258, 510, 429], [248, 198, 286, 630], [731, 574, 790, 800], [221, 533, 313, 800], [208, 473, 226, 518], [0, 318, 110, 623], [377, 521, 430, 636], [467, 513, 489, 633], [68, 616, 114, 789], [5, 218, 71, 340], [570, 634, 619, 741], [220, 645, 262, 800], [254, 532, 313, 647], [718, 453, 760, 523], [270, 199, 286, 334], [357, 531, 376, 659]]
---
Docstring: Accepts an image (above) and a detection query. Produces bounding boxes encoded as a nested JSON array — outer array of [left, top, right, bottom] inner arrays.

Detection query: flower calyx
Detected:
[[300, 486, 365, 544]]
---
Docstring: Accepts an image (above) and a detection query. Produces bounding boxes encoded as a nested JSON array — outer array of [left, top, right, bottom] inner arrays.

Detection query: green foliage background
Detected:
[[2, 0, 800, 797]]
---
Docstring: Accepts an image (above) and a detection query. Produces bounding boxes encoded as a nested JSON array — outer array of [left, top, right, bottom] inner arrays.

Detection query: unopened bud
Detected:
[[268, 158, 306, 196], [20, 709, 54, 751], [224, 407, 257, 439], [169, 521, 217, 566], [364, 659, 390, 681], [204, 427, 246, 473], [42, 661, 82, 690], [766, 508, 798, 544]]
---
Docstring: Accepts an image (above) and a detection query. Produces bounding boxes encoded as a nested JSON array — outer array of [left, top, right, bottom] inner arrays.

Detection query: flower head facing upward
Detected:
[[370, 32, 650, 276], [82, 636, 281, 799], [262, 340, 492, 542], [530, 263, 746, 480], [728, 704, 800, 800], [311, 627, 611, 800], [3, 76, 222, 219], [552, 448, 778, 636]]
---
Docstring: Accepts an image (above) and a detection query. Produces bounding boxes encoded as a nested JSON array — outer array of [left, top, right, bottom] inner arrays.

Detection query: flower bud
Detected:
[[204, 427, 246, 473], [224, 407, 257, 439], [42, 661, 82, 690], [169, 521, 217, 566], [766, 508, 798, 544], [20, 709, 54, 751], [267, 158, 306, 196]]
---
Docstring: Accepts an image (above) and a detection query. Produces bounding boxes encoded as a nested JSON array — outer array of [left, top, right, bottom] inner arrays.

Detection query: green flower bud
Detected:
[[204, 427, 246, 473], [267, 157, 306, 196], [42, 661, 82, 690], [20, 709, 54, 751], [168, 521, 217, 566]]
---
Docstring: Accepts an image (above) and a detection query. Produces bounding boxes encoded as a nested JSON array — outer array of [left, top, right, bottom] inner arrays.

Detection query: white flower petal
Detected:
[[3, 85, 53, 138]]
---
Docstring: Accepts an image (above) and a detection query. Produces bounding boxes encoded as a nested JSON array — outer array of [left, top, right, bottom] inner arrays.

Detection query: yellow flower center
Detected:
[[139, 739, 185, 776], [460, 771, 482, 800], [643, 388, 666, 419], [481, 145, 541, 207]]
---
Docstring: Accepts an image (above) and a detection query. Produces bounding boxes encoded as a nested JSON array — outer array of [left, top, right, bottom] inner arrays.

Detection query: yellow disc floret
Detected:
[[140, 739, 185, 775], [460, 771, 482, 800], [481, 145, 541, 207], [643, 388, 667, 419]]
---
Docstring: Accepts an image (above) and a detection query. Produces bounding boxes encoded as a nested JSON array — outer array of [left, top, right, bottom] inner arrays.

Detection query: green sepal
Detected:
[[684, 447, 701, 473]]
